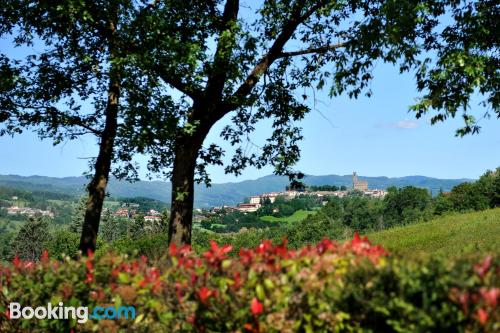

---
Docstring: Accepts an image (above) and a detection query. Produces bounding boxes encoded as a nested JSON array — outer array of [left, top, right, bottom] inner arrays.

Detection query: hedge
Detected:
[[0, 234, 498, 332]]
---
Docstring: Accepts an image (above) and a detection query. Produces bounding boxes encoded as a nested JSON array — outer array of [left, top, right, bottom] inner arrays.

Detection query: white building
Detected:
[[144, 215, 162, 222], [236, 203, 261, 213], [249, 196, 261, 204]]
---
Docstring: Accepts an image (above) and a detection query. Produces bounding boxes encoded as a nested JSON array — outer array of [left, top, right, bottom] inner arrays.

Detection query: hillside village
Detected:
[[1, 172, 387, 222], [1, 196, 165, 223], [218, 172, 388, 213]]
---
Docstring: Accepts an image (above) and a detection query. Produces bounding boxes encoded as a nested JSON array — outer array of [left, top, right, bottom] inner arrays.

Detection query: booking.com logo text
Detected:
[[9, 302, 136, 324]]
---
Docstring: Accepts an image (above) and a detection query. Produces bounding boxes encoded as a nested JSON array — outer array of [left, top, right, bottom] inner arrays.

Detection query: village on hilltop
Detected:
[[212, 172, 388, 213], [2, 172, 387, 220]]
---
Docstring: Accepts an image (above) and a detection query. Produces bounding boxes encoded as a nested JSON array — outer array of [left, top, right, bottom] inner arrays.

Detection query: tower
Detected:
[[352, 171, 368, 191]]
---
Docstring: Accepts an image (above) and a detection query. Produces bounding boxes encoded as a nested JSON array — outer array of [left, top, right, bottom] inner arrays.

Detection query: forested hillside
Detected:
[[0, 174, 470, 207]]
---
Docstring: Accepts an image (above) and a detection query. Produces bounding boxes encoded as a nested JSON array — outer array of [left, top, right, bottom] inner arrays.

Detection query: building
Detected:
[[364, 189, 387, 198], [114, 208, 130, 218], [249, 196, 261, 204], [309, 190, 349, 198], [6, 205, 54, 218], [147, 209, 161, 216], [352, 172, 368, 191], [144, 215, 161, 222], [236, 203, 261, 213]]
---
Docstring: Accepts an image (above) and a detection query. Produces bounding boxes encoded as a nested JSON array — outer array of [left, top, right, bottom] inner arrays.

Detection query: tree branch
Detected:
[[278, 42, 346, 58], [155, 66, 203, 101], [10, 102, 103, 136], [203, 0, 240, 106], [223, 2, 325, 112]]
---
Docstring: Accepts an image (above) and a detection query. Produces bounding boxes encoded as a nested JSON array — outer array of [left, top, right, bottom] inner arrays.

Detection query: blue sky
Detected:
[[1, 22, 499, 183], [1, 59, 499, 183]]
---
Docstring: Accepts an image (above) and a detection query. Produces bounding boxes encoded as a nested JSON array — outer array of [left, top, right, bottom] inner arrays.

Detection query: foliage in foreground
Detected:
[[0, 236, 498, 332]]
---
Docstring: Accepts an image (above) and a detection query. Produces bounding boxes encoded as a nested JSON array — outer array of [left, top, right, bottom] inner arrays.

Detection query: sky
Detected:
[[1, 14, 499, 184]]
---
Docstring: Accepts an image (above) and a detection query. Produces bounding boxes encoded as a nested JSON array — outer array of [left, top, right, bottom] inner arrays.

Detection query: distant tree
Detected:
[[493, 172, 500, 208], [340, 186, 348, 191], [0, 231, 14, 260], [156, 210, 170, 235], [322, 198, 343, 221], [342, 197, 378, 230], [432, 193, 454, 215], [11, 216, 51, 261], [308, 185, 339, 192], [46, 230, 80, 259], [474, 168, 500, 208], [101, 210, 120, 243], [69, 197, 87, 234], [383, 186, 432, 226], [262, 197, 272, 206], [128, 214, 145, 240], [448, 182, 489, 212]]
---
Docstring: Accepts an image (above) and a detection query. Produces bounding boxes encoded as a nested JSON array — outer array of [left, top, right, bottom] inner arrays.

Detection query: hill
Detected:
[[365, 208, 500, 258], [0, 173, 471, 208]]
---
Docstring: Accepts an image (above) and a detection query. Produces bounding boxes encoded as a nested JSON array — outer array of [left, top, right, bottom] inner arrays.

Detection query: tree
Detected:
[[448, 182, 489, 212], [11, 216, 51, 261], [474, 168, 500, 208], [432, 193, 454, 215], [122, 0, 472, 246], [0, 0, 167, 254], [3, 1, 497, 249], [410, 0, 499, 136], [69, 196, 87, 234], [148, 209, 169, 235], [128, 214, 145, 240], [383, 186, 431, 226], [101, 209, 120, 242]]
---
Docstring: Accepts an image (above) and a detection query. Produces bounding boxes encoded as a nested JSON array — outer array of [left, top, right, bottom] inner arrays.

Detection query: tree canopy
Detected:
[[1, 0, 498, 247]]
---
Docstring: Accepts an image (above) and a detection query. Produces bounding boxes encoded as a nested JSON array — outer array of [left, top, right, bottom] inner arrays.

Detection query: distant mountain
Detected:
[[0, 174, 472, 208]]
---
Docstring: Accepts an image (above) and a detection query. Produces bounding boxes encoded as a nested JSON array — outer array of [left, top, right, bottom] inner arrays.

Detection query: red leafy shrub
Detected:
[[0, 234, 498, 332]]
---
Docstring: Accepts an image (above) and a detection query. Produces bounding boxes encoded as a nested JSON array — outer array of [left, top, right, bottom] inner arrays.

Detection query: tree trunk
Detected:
[[79, 73, 120, 255], [168, 136, 203, 246]]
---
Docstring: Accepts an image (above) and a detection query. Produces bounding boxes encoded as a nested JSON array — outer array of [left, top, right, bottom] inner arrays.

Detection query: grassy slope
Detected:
[[365, 208, 500, 258], [260, 210, 317, 223]]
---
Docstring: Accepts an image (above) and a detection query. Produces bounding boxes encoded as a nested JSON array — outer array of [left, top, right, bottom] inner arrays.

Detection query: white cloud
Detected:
[[375, 119, 419, 129], [391, 119, 419, 129]]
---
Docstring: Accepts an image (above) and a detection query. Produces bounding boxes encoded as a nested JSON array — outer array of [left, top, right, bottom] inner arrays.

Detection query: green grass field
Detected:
[[365, 208, 500, 258], [260, 209, 317, 223]]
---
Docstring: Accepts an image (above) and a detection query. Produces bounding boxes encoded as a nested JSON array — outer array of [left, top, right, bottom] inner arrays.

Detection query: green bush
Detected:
[[1, 235, 498, 332], [46, 230, 80, 260]]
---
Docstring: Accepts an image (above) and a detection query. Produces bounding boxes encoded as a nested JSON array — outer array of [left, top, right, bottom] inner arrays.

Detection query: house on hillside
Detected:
[[148, 209, 161, 216], [236, 203, 261, 213], [114, 208, 130, 218], [7, 205, 54, 218], [249, 196, 261, 204], [144, 215, 161, 222], [364, 189, 388, 198]]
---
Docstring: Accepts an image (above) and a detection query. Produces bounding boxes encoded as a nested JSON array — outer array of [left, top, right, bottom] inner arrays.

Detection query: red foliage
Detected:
[[475, 308, 488, 325], [474, 256, 492, 278], [250, 298, 263, 316], [479, 287, 499, 307], [12, 255, 21, 268], [197, 286, 213, 304], [40, 250, 49, 263], [203, 241, 232, 268]]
